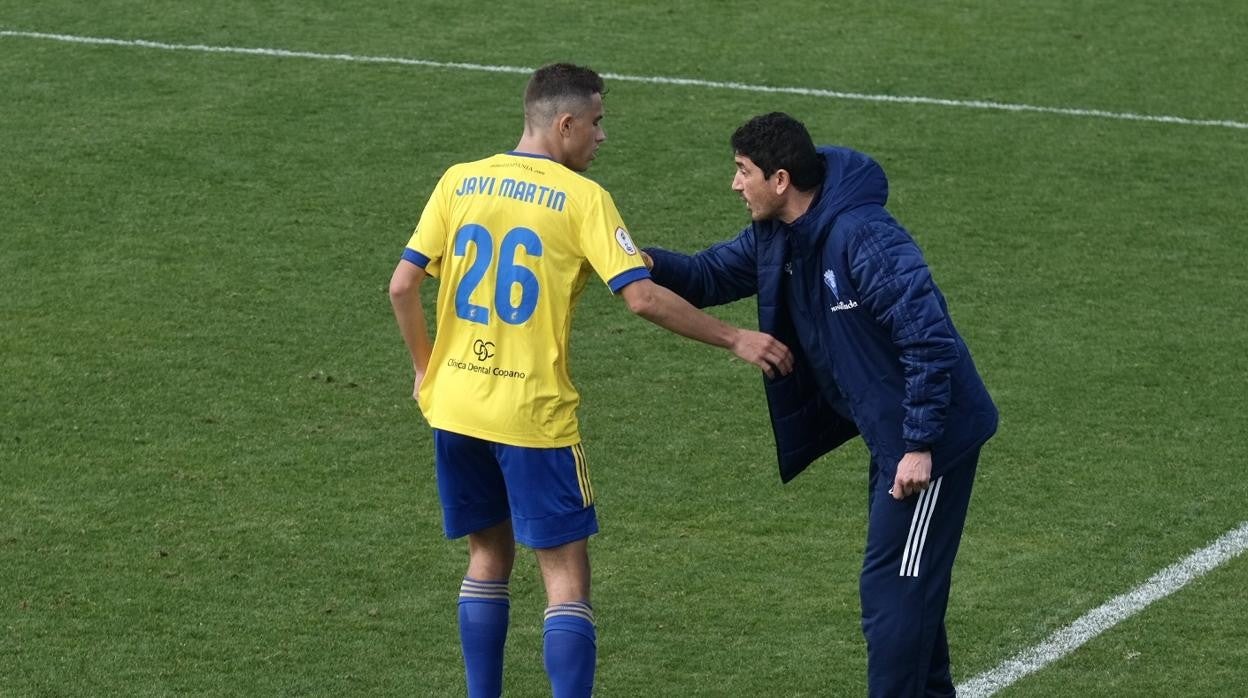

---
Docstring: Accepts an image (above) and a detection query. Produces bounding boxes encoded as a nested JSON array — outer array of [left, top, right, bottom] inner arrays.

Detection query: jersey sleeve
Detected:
[[578, 188, 650, 292], [402, 170, 456, 278]]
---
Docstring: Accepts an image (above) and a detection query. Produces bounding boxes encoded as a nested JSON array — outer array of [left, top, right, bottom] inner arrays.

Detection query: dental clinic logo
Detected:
[[824, 268, 859, 313], [473, 339, 495, 361]]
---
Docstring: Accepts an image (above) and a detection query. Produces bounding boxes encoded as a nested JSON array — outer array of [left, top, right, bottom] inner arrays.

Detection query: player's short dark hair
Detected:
[[524, 63, 606, 122], [731, 112, 824, 191]]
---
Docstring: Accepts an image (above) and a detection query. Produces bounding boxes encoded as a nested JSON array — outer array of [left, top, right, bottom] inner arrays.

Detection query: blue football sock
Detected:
[[543, 601, 596, 698], [458, 577, 510, 698]]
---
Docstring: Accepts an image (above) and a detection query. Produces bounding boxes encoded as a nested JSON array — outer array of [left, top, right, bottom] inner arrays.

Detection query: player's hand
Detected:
[[730, 329, 793, 378], [891, 451, 932, 500], [411, 370, 425, 403], [640, 250, 654, 270]]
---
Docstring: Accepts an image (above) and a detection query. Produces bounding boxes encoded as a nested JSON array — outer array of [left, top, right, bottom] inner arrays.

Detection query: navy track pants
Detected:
[[861, 451, 979, 697]]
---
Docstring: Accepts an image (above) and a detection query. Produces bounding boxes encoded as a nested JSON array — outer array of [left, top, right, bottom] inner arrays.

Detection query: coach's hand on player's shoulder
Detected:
[[729, 329, 794, 378]]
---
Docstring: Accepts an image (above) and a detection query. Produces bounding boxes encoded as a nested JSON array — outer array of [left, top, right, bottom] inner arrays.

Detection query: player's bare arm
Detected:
[[618, 278, 793, 378], [388, 259, 433, 400]]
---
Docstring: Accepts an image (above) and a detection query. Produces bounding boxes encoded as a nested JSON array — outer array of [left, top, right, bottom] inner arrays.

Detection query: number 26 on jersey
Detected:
[[453, 224, 542, 326]]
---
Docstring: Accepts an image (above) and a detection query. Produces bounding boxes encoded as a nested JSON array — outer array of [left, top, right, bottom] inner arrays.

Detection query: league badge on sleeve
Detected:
[[614, 227, 638, 255]]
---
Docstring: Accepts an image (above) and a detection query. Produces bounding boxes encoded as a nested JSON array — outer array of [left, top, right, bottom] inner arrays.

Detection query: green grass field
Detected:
[[3, 2, 1247, 695]]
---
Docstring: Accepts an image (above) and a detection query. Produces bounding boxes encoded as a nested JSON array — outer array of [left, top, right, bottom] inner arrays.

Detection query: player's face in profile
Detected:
[[732, 155, 781, 221], [563, 93, 605, 172]]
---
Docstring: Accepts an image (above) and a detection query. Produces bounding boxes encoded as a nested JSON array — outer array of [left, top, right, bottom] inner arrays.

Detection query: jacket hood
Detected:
[[790, 146, 889, 241]]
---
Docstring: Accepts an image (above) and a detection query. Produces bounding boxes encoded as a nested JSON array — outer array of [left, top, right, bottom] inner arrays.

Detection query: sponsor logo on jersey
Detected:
[[445, 357, 527, 380]]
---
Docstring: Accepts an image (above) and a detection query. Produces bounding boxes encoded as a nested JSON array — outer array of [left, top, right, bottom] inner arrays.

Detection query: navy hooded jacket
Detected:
[[646, 146, 997, 483]]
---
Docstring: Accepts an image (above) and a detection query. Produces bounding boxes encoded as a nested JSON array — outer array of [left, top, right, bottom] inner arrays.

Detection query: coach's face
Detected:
[[561, 92, 606, 172], [732, 154, 783, 221]]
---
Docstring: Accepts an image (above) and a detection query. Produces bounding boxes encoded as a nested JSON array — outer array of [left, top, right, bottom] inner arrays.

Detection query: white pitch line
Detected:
[[958, 520, 1248, 697], [3, 28, 1247, 131]]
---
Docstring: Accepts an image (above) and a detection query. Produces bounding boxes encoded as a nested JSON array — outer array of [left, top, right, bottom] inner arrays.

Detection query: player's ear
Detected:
[[556, 112, 575, 136]]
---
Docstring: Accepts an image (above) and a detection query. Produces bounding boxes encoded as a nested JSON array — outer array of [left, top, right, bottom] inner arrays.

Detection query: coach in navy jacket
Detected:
[[644, 113, 997, 697]]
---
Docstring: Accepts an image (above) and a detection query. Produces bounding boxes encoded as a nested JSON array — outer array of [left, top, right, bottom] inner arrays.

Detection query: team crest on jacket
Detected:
[[823, 269, 839, 299]]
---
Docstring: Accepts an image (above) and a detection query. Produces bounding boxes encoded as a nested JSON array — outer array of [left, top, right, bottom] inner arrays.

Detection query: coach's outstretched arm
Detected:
[[637, 226, 759, 309], [618, 278, 793, 378]]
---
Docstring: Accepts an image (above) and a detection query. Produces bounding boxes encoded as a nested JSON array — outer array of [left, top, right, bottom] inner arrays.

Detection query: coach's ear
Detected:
[[772, 168, 792, 196]]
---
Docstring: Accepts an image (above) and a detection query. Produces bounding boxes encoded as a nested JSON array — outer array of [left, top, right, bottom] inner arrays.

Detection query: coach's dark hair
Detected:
[[731, 112, 824, 191], [524, 63, 606, 123]]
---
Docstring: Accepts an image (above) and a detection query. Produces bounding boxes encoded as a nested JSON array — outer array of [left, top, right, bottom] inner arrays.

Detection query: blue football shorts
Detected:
[[433, 429, 598, 549]]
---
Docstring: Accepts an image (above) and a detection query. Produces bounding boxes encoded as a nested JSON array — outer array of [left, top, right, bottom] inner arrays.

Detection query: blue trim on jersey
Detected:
[[607, 267, 651, 293], [506, 150, 556, 161], [402, 247, 431, 268]]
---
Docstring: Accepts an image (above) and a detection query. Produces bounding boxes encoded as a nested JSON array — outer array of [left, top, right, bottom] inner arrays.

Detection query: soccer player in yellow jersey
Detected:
[[389, 63, 792, 697]]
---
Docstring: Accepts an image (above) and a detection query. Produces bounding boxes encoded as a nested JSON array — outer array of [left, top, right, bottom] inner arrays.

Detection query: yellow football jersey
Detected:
[[403, 152, 649, 448]]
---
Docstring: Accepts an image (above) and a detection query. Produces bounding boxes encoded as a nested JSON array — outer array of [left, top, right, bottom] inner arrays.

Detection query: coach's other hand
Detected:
[[891, 451, 933, 500]]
